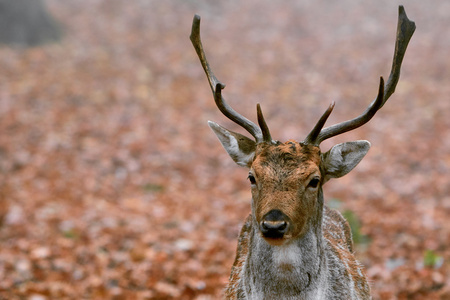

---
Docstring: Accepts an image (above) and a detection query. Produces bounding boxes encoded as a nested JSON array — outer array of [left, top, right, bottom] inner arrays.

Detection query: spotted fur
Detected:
[[225, 209, 370, 299]]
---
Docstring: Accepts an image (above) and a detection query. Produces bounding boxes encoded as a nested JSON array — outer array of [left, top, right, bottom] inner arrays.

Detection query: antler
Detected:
[[304, 6, 416, 145], [190, 15, 273, 144]]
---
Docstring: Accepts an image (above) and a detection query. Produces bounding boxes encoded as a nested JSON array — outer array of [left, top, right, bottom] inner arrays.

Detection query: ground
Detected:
[[0, 0, 449, 299]]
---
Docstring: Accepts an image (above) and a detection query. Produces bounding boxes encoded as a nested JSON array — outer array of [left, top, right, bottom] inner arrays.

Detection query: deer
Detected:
[[191, 6, 415, 300]]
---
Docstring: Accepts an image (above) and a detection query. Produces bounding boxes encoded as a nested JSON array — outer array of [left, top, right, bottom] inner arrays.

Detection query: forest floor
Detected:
[[0, 0, 449, 299]]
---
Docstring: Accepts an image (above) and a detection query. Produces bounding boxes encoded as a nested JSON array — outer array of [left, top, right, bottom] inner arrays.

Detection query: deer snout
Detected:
[[260, 209, 289, 240]]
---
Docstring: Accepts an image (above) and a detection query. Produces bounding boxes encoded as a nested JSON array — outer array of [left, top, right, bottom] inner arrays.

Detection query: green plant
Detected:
[[423, 249, 443, 269], [342, 210, 371, 246]]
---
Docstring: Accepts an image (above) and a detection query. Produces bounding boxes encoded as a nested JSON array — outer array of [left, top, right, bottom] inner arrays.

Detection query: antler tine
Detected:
[[190, 15, 264, 143], [257, 103, 273, 143], [304, 102, 335, 145], [382, 5, 416, 105], [307, 5, 415, 145]]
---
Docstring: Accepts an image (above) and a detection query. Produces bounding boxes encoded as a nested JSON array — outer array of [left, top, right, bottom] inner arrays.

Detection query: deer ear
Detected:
[[208, 121, 256, 168], [322, 140, 370, 183]]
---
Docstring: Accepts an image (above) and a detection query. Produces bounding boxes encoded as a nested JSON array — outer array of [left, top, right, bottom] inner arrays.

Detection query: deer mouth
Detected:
[[262, 236, 287, 246]]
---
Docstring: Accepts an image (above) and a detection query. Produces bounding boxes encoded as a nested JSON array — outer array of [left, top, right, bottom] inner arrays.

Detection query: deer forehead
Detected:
[[252, 140, 322, 180]]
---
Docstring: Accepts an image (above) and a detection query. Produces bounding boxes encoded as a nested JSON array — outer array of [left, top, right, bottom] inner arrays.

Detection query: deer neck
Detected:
[[243, 189, 327, 299]]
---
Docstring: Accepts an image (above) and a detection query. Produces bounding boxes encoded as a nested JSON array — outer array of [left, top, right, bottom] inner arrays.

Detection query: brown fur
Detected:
[[251, 141, 321, 243], [226, 215, 252, 300]]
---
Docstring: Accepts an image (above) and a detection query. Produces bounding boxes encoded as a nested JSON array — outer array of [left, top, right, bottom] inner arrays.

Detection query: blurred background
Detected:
[[0, 0, 449, 299]]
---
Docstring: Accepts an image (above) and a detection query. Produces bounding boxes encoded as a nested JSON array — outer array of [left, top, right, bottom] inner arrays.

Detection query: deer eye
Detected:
[[248, 174, 256, 185], [307, 177, 320, 189]]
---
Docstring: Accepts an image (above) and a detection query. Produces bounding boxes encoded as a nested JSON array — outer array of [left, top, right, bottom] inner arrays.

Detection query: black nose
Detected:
[[260, 209, 289, 239]]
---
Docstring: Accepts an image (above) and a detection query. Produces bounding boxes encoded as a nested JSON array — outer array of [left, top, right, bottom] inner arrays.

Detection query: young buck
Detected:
[[191, 6, 415, 299]]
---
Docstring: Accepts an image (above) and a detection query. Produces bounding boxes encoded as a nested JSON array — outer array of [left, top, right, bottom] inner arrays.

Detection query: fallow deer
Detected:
[[191, 6, 415, 299]]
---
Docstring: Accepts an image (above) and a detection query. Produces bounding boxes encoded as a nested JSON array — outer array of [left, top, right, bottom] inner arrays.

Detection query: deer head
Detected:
[[191, 7, 415, 246]]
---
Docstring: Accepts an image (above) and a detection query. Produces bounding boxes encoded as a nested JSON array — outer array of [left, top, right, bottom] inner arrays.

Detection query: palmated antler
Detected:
[[190, 15, 273, 144], [304, 6, 416, 145]]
